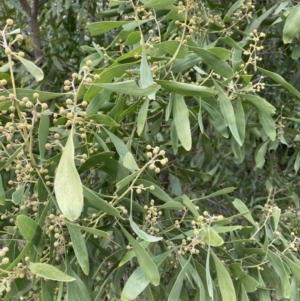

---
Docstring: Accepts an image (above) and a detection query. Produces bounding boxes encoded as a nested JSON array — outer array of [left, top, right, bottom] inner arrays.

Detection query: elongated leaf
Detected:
[[12, 53, 44, 81], [0, 174, 4, 205], [121, 250, 172, 300], [90, 81, 160, 97], [206, 247, 214, 299], [215, 81, 242, 145], [283, 4, 300, 44], [156, 80, 216, 97], [67, 223, 89, 275], [38, 114, 49, 160], [282, 254, 300, 282], [12, 185, 25, 205], [140, 51, 155, 99], [258, 110, 276, 141], [119, 224, 160, 286], [129, 197, 162, 242], [104, 129, 138, 171], [28, 263, 75, 282], [240, 94, 276, 114], [193, 187, 236, 201], [236, 98, 246, 144], [17, 215, 44, 246], [182, 194, 199, 219], [137, 99, 150, 136], [119, 241, 151, 267], [67, 222, 109, 238], [190, 47, 234, 78], [255, 140, 270, 169], [135, 179, 173, 202], [88, 21, 131, 35], [83, 185, 122, 218], [212, 251, 236, 301], [168, 256, 191, 301], [86, 114, 119, 127], [232, 198, 256, 226], [123, 151, 140, 171], [54, 126, 83, 221], [172, 93, 191, 151], [257, 66, 300, 99], [203, 227, 224, 246]]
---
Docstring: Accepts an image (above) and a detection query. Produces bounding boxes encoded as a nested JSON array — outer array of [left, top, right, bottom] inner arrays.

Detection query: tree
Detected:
[[1, 0, 300, 300]]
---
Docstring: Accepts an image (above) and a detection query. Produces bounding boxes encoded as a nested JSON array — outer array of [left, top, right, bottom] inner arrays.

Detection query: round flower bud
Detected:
[[6, 19, 13, 26], [86, 60, 93, 67], [33, 93, 39, 99], [16, 34, 23, 41]]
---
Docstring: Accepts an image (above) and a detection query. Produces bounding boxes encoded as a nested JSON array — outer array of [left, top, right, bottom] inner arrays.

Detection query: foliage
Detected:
[[1, 0, 300, 300]]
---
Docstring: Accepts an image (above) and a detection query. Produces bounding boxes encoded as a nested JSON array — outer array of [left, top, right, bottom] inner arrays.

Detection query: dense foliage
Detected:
[[1, 0, 300, 300]]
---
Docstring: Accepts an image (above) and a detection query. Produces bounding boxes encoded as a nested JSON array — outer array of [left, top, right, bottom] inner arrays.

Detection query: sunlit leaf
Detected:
[[172, 93, 192, 151], [12, 53, 44, 81], [212, 251, 236, 301], [54, 125, 83, 221], [28, 263, 75, 282], [283, 4, 300, 44]]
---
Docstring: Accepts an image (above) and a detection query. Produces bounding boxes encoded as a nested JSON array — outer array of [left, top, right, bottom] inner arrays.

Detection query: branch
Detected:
[[32, 0, 39, 18], [18, 0, 31, 16]]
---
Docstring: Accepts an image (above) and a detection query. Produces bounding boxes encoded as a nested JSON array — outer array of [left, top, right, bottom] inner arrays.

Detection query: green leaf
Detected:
[[78, 151, 114, 174], [17, 215, 44, 246], [255, 140, 270, 169], [121, 250, 172, 300], [189, 47, 234, 78], [86, 114, 119, 127], [236, 98, 246, 144], [211, 251, 236, 301], [240, 275, 259, 292], [141, 0, 175, 9], [215, 81, 242, 145], [272, 206, 281, 232], [140, 51, 155, 99], [206, 247, 214, 299], [12, 185, 25, 205], [123, 152, 140, 171], [54, 126, 83, 221], [257, 66, 300, 99], [193, 187, 236, 201], [88, 21, 131, 35], [168, 256, 191, 301], [90, 80, 160, 97], [282, 254, 300, 282], [240, 94, 276, 114], [38, 114, 50, 160], [137, 99, 149, 136], [283, 4, 300, 44], [104, 128, 139, 170], [156, 80, 216, 97], [119, 241, 151, 267], [83, 185, 122, 218], [172, 93, 192, 151], [136, 179, 173, 202], [232, 198, 256, 226], [0, 174, 5, 205], [258, 110, 276, 141], [182, 194, 199, 219], [66, 222, 89, 275], [67, 223, 109, 238], [129, 198, 162, 242], [203, 227, 224, 247], [119, 224, 160, 286], [12, 53, 44, 81], [28, 263, 75, 282]]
